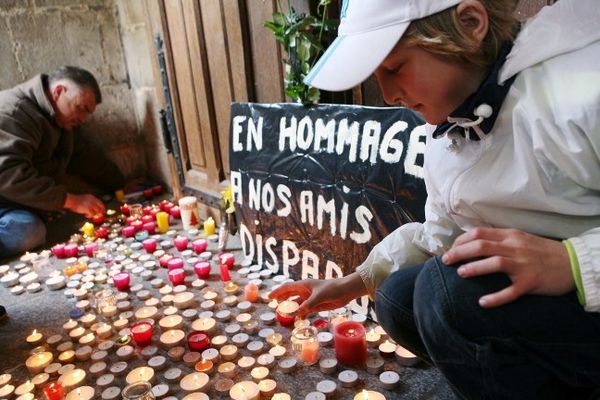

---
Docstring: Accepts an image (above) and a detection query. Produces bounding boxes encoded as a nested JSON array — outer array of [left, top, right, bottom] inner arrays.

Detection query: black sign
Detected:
[[229, 102, 427, 310]]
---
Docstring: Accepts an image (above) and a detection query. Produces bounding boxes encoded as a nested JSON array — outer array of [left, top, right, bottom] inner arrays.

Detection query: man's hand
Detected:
[[442, 227, 575, 308], [63, 193, 105, 218]]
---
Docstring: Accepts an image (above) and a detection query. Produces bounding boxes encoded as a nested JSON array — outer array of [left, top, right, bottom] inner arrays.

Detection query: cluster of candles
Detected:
[[0, 200, 416, 400]]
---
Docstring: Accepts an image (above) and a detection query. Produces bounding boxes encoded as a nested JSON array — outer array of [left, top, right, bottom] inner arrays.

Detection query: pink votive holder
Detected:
[[219, 252, 235, 268], [122, 226, 136, 238], [194, 261, 211, 279], [142, 239, 157, 253], [51, 243, 66, 259], [174, 236, 189, 252], [113, 272, 131, 292], [64, 243, 79, 258], [192, 239, 208, 254], [168, 268, 186, 286], [167, 257, 184, 271]]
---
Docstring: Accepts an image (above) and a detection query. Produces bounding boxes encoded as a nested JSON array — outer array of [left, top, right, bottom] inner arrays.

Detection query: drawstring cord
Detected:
[[443, 104, 493, 152]]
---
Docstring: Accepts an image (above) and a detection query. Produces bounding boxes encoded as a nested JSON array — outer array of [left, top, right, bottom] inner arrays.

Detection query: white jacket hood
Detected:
[[500, 0, 600, 84]]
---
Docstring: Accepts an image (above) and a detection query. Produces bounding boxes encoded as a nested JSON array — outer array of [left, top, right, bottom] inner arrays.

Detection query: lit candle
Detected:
[[82, 222, 95, 237], [173, 291, 194, 309], [179, 372, 209, 392], [168, 268, 185, 286], [275, 300, 299, 327], [130, 321, 153, 347], [203, 217, 215, 236], [25, 351, 53, 374], [159, 315, 183, 330], [125, 366, 155, 385], [366, 328, 382, 347], [395, 345, 419, 366], [192, 239, 208, 254], [378, 340, 397, 358], [42, 382, 63, 400], [229, 381, 260, 400], [65, 385, 95, 400], [224, 281, 239, 294], [159, 329, 185, 348], [191, 317, 216, 334], [26, 329, 43, 345], [193, 261, 211, 279], [194, 358, 214, 374], [0, 384, 14, 398], [217, 362, 237, 378], [353, 389, 386, 400], [333, 321, 367, 368], [58, 368, 86, 391], [134, 306, 158, 320], [112, 272, 130, 291], [14, 380, 34, 396], [219, 344, 239, 361], [156, 211, 170, 233]]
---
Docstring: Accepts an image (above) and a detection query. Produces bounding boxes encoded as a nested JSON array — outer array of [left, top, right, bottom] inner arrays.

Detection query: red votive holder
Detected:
[[168, 268, 185, 286], [159, 254, 173, 268], [131, 321, 153, 347], [95, 227, 109, 239], [152, 185, 163, 196], [192, 239, 208, 254], [130, 220, 144, 233], [142, 239, 157, 253], [84, 243, 97, 257], [125, 216, 137, 226], [143, 222, 156, 234], [64, 244, 79, 258], [143, 188, 154, 200], [174, 236, 189, 251], [333, 321, 367, 368], [91, 213, 105, 225], [167, 258, 184, 271], [51, 243, 66, 259], [141, 214, 154, 224], [159, 200, 174, 213], [120, 203, 131, 216], [219, 252, 235, 268], [219, 263, 231, 282], [194, 261, 211, 279], [122, 226, 136, 238], [187, 331, 209, 351], [313, 318, 329, 331], [276, 300, 299, 327], [43, 381, 64, 400], [169, 206, 181, 219], [113, 272, 130, 292]]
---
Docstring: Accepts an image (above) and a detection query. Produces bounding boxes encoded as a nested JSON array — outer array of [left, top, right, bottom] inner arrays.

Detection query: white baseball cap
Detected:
[[304, 0, 462, 91]]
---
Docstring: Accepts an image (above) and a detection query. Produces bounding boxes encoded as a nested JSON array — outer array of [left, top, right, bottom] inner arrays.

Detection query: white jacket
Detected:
[[357, 0, 600, 312]]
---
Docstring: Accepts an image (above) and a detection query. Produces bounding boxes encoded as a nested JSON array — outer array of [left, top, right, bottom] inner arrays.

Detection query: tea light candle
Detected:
[[319, 358, 338, 375], [116, 344, 135, 360], [135, 306, 158, 320], [366, 356, 384, 375], [271, 393, 291, 400], [317, 331, 333, 347], [14, 380, 34, 396], [59, 368, 86, 391], [0, 384, 14, 398], [269, 344, 286, 358], [173, 292, 194, 309], [378, 340, 397, 358], [26, 329, 43, 345], [337, 370, 358, 388], [191, 317, 216, 334], [217, 362, 237, 378], [257, 353, 275, 368], [96, 373, 115, 388], [258, 379, 277, 398], [223, 295, 238, 307], [316, 380, 336, 397], [365, 328, 382, 347], [223, 281, 239, 294], [395, 345, 419, 366], [152, 384, 170, 399], [250, 366, 268, 381], [353, 390, 386, 400], [160, 329, 185, 348], [238, 356, 258, 372], [159, 315, 183, 330], [78, 332, 96, 346], [229, 381, 259, 400], [179, 372, 209, 392], [220, 344, 239, 361], [0, 373, 11, 386], [194, 358, 214, 374], [276, 300, 299, 327], [277, 357, 297, 373], [26, 351, 53, 374], [96, 323, 113, 339], [126, 366, 155, 384], [379, 370, 400, 390], [201, 348, 220, 363]]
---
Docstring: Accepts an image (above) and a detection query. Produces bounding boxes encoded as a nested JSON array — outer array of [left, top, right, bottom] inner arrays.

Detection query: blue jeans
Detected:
[[0, 208, 46, 259], [375, 256, 600, 400]]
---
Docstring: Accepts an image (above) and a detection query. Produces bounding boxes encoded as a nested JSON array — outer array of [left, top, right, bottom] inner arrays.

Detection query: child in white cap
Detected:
[[271, 1, 600, 398]]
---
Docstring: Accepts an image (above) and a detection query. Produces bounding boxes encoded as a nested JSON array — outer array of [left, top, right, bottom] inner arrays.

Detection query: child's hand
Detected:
[[442, 227, 575, 308]]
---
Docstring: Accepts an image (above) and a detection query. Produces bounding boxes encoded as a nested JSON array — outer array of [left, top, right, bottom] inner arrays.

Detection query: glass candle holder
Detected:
[[129, 203, 144, 219], [121, 381, 155, 400], [94, 289, 116, 316], [328, 307, 351, 333], [291, 326, 320, 365]]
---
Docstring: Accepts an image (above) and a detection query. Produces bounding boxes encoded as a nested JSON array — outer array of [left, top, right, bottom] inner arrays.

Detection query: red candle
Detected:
[[276, 300, 299, 327], [244, 282, 259, 303], [141, 214, 154, 224], [142, 205, 154, 216], [51, 243, 66, 259], [187, 331, 209, 351], [173, 236, 189, 251], [312, 318, 329, 331], [125, 216, 137, 226], [192, 239, 208, 254], [159, 200, 174, 213], [170, 206, 181, 219], [143, 222, 156, 234], [131, 321, 153, 347], [43, 381, 64, 400], [219, 263, 231, 282], [142, 239, 157, 253], [84, 243, 97, 257], [152, 185, 163, 196], [167, 258, 184, 271], [113, 272, 130, 292], [130, 220, 144, 233], [168, 268, 185, 286], [194, 261, 211, 279], [219, 252, 235, 268], [95, 227, 109, 239], [91, 213, 105, 225], [120, 203, 131, 216], [122, 226, 136, 238], [64, 243, 78, 258], [333, 321, 367, 368]]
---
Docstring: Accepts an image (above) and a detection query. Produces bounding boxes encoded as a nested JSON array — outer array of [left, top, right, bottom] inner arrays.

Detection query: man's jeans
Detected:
[[375, 256, 600, 400], [0, 208, 46, 259]]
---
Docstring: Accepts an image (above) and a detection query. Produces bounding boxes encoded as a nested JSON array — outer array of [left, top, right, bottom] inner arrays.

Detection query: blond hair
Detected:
[[403, 0, 519, 67]]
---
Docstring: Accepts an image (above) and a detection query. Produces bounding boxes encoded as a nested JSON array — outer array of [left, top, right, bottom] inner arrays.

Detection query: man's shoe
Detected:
[[0, 305, 7, 321]]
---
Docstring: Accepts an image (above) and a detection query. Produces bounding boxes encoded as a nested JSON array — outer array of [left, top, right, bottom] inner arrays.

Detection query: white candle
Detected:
[[179, 372, 209, 392], [65, 385, 95, 400], [14, 380, 34, 396], [0, 373, 11, 386], [125, 366, 155, 384], [378, 340, 397, 357], [25, 351, 53, 374], [159, 329, 185, 348], [217, 362, 237, 378], [191, 317, 216, 334], [353, 390, 386, 400], [250, 366, 269, 381], [134, 306, 158, 320], [26, 329, 43, 345], [0, 384, 14, 398], [258, 379, 277, 398], [58, 368, 86, 391], [219, 344, 239, 361], [395, 345, 419, 366], [159, 315, 184, 330], [173, 292, 194, 309], [229, 381, 260, 400]]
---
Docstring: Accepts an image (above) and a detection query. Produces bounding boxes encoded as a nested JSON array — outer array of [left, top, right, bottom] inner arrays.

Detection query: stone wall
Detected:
[[0, 0, 170, 187]]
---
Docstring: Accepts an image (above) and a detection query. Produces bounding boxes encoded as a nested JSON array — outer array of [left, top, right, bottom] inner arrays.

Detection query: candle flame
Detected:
[[347, 329, 355, 337], [362, 389, 370, 400], [31, 329, 37, 335]]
